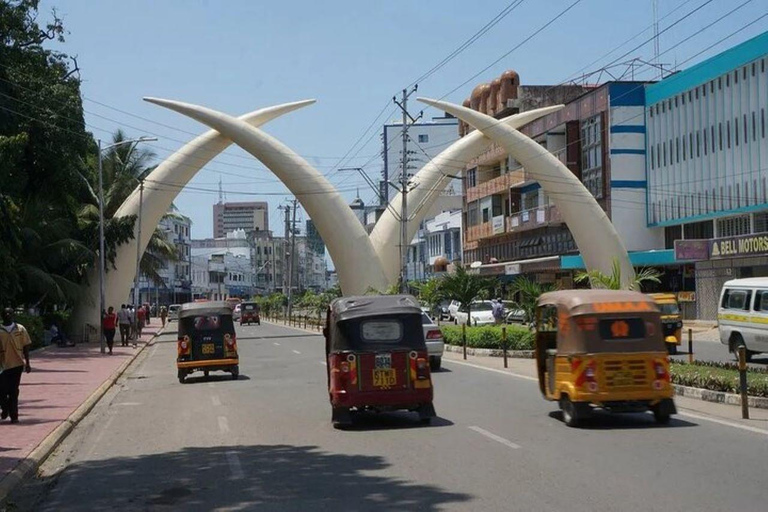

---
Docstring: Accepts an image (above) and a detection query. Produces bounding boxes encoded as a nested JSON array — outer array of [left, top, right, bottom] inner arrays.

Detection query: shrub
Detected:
[[670, 361, 768, 398], [440, 325, 533, 350], [15, 313, 45, 350]]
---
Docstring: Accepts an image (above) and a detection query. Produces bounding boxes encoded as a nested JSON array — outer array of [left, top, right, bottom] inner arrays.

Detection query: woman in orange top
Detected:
[[102, 307, 118, 354]]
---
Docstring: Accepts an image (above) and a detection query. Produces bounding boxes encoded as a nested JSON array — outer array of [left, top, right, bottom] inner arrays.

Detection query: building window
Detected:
[[657, 143, 661, 168], [682, 136, 686, 161], [466, 167, 477, 188], [650, 146, 654, 169], [735, 117, 739, 146], [662, 141, 667, 166], [418, 134, 429, 143], [580, 115, 603, 198], [717, 215, 750, 237], [689, 133, 694, 159], [755, 212, 768, 234], [719, 123, 723, 151], [701, 130, 705, 156], [676, 137, 680, 163], [753, 112, 757, 141]]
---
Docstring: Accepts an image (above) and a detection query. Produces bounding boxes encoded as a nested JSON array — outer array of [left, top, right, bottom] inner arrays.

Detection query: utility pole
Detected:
[[287, 199, 298, 317], [283, 205, 291, 296], [392, 86, 421, 293]]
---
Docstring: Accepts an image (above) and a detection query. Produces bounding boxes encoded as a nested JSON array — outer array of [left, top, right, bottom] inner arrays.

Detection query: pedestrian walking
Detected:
[[144, 303, 151, 326], [128, 305, 137, 345], [159, 306, 168, 327], [117, 304, 130, 346], [492, 297, 504, 325], [136, 304, 146, 344], [0, 308, 32, 424], [102, 307, 118, 354]]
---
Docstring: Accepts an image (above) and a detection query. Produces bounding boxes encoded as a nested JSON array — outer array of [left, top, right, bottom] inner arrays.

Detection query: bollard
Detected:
[[304, 315, 307, 329], [738, 346, 750, 419], [462, 323, 467, 360], [502, 326, 508, 368], [688, 328, 693, 363]]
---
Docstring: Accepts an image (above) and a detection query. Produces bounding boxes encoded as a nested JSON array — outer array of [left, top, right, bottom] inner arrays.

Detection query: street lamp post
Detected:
[[97, 136, 157, 354]]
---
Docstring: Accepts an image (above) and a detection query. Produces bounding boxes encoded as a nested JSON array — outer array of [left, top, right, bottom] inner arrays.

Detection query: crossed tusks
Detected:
[[79, 95, 634, 324]]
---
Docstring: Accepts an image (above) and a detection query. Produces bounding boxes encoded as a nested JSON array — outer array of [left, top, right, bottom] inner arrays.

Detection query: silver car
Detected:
[[421, 313, 445, 371]]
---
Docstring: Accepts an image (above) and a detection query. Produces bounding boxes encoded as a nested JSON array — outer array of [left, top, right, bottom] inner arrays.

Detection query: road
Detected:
[[10, 321, 768, 511], [671, 335, 768, 368]]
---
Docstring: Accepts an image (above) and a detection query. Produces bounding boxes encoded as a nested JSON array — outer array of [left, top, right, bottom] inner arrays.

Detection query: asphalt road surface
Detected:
[[670, 336, 768, 368], [10, 321, 768, 511]]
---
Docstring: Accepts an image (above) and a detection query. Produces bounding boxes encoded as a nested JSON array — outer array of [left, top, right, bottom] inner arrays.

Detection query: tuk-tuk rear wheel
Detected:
[[560, 396, 587, 427], [231, 366, 239, 380], [177, 370, 187, 384]]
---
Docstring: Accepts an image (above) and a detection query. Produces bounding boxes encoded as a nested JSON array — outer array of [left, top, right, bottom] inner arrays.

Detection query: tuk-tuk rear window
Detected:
[[598, 318, 646, 340], [361, 320, 402, 344], [192, 315, 223, 331], [243, 305, 256, 311], [658, 303, 680, 315]]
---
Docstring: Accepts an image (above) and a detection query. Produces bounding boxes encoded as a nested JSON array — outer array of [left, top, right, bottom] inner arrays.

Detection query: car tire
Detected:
[[177, 370, 186, 384], [430, 356, 442, 372], [730, 334, 753, 362]]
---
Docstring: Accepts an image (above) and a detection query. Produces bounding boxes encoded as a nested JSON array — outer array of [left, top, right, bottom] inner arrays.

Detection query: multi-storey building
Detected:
[[213, 200, 269, 238], [405, 208, 462, 282], [646, 31, 768, 319], [461, 70, 664, 289], [134, 208, 192, 305]]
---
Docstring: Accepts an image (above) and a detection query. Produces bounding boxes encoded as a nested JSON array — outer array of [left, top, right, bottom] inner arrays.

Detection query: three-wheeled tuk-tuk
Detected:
[[535, 290, 676, 427], [177, 302, 239, 383], [649, 293, 682, 354], [324, 295, 437, 428], [240, 302, 261, 326]]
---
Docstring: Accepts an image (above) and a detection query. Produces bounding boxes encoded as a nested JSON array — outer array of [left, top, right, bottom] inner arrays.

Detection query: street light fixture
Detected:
[[97, 136, 157, 354]]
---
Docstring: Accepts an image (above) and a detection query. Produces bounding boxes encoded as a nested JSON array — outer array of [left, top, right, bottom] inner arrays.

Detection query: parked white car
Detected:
[[168, 304, 182, 321], [718, 277, 768, 361], [454, 301, 496, 326], [447, 300, 461, 321], [233, 303, 242, 321], [421, 313, 444, 371]]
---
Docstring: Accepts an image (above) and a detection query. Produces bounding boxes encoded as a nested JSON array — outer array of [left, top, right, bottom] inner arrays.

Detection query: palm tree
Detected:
[[78, 130, 178, 284], [574, 258, 661, 291], [508, 276, 558, 329], [414, 278, 444, 317], [438, 265, 493, 326]]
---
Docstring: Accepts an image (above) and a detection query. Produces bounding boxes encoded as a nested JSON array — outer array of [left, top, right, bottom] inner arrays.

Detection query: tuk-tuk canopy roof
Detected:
[[330, 295, 422, 322], [537, 290, 659, 316], [179, 301, 233, 318]]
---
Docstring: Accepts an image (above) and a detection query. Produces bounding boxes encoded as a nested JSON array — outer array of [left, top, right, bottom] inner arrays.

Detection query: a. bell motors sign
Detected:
[[710, 233, 768, 260]]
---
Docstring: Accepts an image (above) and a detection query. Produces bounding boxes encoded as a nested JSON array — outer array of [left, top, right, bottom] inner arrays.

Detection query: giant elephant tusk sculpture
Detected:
[[144, 97, 389, 296], [370, 105, 564, 285], [416, 97, 634, 287], [74, 100, 316, 328]]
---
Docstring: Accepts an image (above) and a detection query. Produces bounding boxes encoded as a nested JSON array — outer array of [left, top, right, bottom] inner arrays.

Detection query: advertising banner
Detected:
[[674, 239, 710, 261], [709, 233, 768, 260]]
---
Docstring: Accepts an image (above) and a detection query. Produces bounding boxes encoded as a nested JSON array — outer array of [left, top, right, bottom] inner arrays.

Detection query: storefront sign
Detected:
[[677, 291, 696, 303], [504, 263, 521, 275], [674, 239, 709, 261], [710, 233, 768, 260], [492, 215, 505, 234]]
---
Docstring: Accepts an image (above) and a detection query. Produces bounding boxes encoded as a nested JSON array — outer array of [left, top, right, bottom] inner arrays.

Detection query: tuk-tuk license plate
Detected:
[[613, 371, 634, 387], [202, 343, 215, 355], [373, 369, 397, 387]]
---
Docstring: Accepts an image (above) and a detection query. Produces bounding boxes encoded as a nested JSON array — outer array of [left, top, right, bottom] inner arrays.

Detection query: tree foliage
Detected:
[[437, 266, 494, 326], [507, 276, 558, 329], [574, 259, 661, 291]]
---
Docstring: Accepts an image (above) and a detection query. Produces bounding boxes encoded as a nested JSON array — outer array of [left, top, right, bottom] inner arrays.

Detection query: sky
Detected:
[[43, 0, 768, 245]]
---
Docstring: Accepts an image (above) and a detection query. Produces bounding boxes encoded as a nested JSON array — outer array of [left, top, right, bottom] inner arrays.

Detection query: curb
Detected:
[[0, 327, 165, 504], [673, 383, 768, 409], [444, 344, 534, 359]]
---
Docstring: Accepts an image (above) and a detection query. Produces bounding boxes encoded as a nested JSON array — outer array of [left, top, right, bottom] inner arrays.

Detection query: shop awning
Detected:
[[560, 249, 683, 270]]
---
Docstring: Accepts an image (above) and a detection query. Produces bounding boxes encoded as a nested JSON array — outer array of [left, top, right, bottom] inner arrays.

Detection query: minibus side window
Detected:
[[722, 289, 751, 311], [755, 290, 768, 312]]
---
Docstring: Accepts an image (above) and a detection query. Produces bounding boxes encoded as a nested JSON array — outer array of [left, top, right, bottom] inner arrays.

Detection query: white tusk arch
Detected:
[[74, 100, 315, 329], [370, 105, 564, 285], [144, 97, 389, 296], [417, 97, 634, 287]]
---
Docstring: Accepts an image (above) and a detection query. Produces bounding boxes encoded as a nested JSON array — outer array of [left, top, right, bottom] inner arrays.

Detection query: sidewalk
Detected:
[[0, 323, 163, 496]]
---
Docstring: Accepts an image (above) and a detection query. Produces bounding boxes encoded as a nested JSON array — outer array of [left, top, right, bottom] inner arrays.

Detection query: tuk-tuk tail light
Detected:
[[416, 357, 429, 380], [653, 360, 670, 382], [177, 336, 191, 356]]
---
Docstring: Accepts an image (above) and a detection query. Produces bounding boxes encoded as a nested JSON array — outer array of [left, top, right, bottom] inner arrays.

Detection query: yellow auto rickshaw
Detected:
[[648, 293, 682, 354], [535, 290, 676, 427]]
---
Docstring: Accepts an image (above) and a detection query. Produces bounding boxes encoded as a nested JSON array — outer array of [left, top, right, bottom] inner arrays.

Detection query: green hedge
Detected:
[[15, 313, 45, 350], [440, 325, 534, 350], [670, 361, 768, 398]]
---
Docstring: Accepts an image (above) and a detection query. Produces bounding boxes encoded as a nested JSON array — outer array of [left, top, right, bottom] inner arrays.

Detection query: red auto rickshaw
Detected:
[[324, 294, 436, 428], [240, 302, 261, 326]]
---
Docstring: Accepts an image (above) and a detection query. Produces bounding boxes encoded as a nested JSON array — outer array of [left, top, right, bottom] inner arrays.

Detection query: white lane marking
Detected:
[[211, 394, 221, 407], [468, 426, 521, 450], [226, 451, 244, 479], [449, 359, 768, 438], [273, 342, 281, 346], [218, 416, 230, 433], [678, 410, 768, 437], [292, 349, 301, 354], [445, 359, 538, 382], [114, 402, 142, 406]]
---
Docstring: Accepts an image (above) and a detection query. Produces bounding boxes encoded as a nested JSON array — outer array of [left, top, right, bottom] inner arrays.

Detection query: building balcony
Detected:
[[507, 204, 563, 233], [464, 221, 494, 243], [466, 167, 526, 203]]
